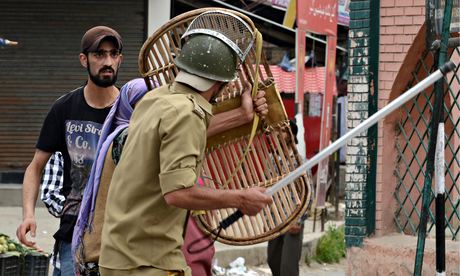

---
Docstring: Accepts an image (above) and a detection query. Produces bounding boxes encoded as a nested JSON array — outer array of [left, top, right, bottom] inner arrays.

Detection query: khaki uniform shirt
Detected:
[[99, 82, 213, 273]]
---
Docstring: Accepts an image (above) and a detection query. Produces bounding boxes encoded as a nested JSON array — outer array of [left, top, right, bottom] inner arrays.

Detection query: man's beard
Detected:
[[87, 63, 118, 88]]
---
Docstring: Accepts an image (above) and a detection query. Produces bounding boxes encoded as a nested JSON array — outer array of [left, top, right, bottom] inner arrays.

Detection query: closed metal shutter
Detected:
[[0, 0, 146, 173]]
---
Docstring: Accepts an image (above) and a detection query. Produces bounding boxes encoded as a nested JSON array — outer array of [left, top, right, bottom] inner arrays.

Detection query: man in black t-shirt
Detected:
[[16, 26, 124, 276]]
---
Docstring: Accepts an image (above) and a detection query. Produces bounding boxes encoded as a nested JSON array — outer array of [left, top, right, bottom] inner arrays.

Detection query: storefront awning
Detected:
[[264, 66, 335, 95]]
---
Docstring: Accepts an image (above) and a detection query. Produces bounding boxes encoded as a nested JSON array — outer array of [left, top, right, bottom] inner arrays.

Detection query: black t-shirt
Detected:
[[37, 86, 111, 242]]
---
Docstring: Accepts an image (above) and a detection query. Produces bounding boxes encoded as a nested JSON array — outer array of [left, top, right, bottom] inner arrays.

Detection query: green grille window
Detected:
[[394, 40, 460, 240]]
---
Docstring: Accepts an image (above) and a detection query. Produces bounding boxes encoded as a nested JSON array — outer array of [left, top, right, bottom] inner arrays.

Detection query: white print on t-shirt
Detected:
[[63, 120, 103, 216]]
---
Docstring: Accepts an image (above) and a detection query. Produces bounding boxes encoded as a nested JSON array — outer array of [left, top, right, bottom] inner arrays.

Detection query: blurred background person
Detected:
[[337, 71, 348, 164], [0, 37, 18, 47], [267, 119, 307, 276]]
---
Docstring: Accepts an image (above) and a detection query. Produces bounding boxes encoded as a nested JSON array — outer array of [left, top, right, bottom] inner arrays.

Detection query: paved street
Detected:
[[1, 206, 58, 254], [0, 206, 346, 275], [250, 260, 346, 276]]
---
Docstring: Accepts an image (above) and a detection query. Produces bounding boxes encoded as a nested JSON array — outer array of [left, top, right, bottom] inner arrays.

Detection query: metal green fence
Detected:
[[394, 40, 460, 240]]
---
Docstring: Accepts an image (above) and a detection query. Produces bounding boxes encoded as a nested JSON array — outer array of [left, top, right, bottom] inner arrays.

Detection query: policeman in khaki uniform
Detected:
[[99, 31, 273, 275]]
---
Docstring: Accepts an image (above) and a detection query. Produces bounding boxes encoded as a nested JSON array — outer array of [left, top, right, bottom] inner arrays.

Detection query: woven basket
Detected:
[[138, 7, 312, 245]]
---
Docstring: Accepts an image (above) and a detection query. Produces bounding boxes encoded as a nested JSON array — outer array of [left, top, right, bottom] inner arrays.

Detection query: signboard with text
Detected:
[[272, 0, 289, 8], [297, 0, 337, 35], [338, 0, 350, 26], [271, 0, 351, 28]]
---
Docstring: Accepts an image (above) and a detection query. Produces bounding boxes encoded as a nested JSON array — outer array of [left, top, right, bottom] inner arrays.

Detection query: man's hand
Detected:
[[238, 187, 272, 216], [253, 89, 268, 119], [240, 85, 268, 121], [16, 217, 42, 250], [16, 149, 51, 251], [6, 39, 19, 46], [207, 85, 269, 137], [287, 223, 302, 234]]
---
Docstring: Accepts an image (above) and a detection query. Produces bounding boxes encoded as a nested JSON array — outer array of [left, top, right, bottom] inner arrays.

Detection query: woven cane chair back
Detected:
[[139, 7, 312, 245]]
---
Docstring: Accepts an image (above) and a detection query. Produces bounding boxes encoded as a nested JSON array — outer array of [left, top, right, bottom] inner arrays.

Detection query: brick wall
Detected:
[[379, 0, 425, 98], [345, 0, 371, 247], [376, 0, 425, 235], [346, 0, 426, 247]]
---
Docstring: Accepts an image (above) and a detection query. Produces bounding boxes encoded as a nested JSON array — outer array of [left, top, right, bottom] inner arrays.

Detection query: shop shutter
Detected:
[[0, 0, 146, 172]]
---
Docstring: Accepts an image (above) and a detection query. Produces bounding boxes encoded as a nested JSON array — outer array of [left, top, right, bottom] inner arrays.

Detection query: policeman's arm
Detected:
[[16, 149, 52, 247], [164, 185, 272, 216], [206, 86, 268, 137]]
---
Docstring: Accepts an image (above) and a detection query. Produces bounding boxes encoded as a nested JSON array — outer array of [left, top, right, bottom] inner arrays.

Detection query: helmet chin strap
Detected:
[[210, 82, 226, 102]]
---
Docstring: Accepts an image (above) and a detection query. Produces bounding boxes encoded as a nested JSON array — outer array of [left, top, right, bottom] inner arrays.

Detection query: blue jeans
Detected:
[[52, 241, 75, 276]]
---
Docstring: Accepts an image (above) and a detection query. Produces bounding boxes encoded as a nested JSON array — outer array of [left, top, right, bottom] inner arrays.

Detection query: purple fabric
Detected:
[[71, 78, 151, 269]]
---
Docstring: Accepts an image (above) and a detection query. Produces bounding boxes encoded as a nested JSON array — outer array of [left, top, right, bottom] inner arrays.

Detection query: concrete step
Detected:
[[0, 184, 44, 207], [214, 219, 345, 267]]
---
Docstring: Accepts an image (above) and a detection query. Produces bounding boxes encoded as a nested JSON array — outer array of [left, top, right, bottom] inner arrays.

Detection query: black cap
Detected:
[[81, 26, 123, 53]]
